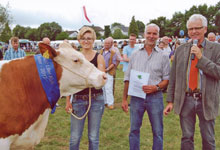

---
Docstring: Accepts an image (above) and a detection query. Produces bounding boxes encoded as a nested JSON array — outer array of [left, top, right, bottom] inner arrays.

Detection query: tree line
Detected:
[[149, 2, 220, 37], [0, 1, 219, 43]]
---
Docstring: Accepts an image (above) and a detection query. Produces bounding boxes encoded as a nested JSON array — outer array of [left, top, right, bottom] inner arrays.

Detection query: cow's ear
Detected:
[[38, 43, 57, 59]]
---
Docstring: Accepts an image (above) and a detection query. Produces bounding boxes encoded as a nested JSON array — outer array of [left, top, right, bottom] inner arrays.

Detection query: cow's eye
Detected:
[[73, 59, 78, 62]]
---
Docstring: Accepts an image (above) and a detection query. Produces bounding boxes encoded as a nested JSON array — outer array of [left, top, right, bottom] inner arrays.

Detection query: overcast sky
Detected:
[[1, 0, 219, 31]]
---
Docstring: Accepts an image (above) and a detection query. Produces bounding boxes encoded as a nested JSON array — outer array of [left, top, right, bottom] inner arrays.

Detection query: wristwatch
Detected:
[[156, 84, 161, 91]]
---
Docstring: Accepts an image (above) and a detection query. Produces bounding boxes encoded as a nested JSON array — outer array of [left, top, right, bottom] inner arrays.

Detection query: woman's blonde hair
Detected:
[[77, 26, 96, 40]]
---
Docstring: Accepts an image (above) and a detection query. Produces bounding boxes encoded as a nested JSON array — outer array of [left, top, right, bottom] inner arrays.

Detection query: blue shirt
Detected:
[[122, 45, 138, 72], [4, 48, 26, 60], [216, 35, 220, 41]]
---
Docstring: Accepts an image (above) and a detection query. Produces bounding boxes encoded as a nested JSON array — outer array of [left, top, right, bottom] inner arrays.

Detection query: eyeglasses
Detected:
[[80, 38, 93, 42], [188, 26, 204, 31]]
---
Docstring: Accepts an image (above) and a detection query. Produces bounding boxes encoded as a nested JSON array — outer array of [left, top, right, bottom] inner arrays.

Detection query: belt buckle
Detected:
[[193, 93, 199, 100]]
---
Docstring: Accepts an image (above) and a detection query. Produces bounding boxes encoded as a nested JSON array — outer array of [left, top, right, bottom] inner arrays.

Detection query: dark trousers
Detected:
[[180, 95, 215, 150]]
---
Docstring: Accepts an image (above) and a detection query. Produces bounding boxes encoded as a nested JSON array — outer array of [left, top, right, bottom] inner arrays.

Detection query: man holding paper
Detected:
[[122, 24, 170, 150]]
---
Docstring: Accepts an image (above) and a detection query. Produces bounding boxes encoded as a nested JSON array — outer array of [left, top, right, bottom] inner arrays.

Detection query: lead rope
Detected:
[[62, 64, 94, 120], [68, 88, 91, 120]]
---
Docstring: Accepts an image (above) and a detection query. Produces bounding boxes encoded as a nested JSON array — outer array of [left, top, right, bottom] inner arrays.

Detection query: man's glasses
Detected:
[[188, 26, 204, 31]]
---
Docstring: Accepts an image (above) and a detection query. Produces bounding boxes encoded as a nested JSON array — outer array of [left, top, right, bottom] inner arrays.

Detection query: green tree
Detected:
[[198, 4, 209, 19], [95, 31, 101, 39], [149, 16, 168, 37], [215, 11, 220, 32], [136, 20, 145, 33], [185, 5, 199, 20], [104, 25, 111, 38], [0, 3, 11, 34], [168, 12, 185, 37], [13, 25, 28, 39], [91, 27, 102, 39], [208, 6, 218, 25], [0, 22, 12, 43], [25, 28, 37, 41], [128, 16, 139, 37], [209, 2, 220, 33], [184, 3, 220, 34], [111, 22, 123, 29], [112, 28, 124, 39], [37, 22, 62, 41], [56, 32, 69, 40], [145, 1, 220, 37]]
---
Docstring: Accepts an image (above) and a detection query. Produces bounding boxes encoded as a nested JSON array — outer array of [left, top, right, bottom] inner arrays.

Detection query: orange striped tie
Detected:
[[189, 57, 198, 91]]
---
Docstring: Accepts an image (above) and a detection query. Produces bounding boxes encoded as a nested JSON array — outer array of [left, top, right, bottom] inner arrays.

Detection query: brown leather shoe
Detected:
[[107, 105, 114, 110]]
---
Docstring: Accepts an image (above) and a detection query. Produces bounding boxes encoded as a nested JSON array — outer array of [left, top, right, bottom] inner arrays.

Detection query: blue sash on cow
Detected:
[[34, 54, 60, 113]]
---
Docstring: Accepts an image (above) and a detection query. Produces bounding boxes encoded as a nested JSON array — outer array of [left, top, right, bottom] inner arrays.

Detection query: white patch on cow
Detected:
[[0, 58, 25, 73], [0, 60, 10, 70], [0, 138, 11, 150], [55, 43, 106, 96], [0, 109, 50, 150], [0, 60, 10, 83]]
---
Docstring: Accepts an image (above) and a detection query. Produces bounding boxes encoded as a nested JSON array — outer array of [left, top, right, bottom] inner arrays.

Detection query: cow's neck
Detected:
[[34, 55, 61, 112]]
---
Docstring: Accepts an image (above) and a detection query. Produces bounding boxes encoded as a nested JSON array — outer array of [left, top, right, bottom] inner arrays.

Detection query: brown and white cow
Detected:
[[0, 42, 106, 150]]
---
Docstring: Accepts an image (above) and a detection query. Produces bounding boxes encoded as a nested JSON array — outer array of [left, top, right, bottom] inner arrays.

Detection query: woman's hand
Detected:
[[65, 96, 73, 113]]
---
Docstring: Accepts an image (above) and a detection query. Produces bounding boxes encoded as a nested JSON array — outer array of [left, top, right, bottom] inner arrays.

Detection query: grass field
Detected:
[[35, 67, 220, 150]]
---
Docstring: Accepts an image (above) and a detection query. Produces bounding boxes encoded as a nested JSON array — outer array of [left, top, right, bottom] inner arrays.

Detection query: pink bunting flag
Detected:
[[83, 5, 91, 23]]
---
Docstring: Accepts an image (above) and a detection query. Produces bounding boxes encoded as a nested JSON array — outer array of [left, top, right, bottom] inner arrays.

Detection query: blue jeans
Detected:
[[69, 94, 105, 150], [129, 91, 164, 150], [180, 95, 215, 150]]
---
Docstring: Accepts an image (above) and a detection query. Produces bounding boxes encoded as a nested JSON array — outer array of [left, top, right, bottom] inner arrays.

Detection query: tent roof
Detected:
[[19, 39, 30, 43]]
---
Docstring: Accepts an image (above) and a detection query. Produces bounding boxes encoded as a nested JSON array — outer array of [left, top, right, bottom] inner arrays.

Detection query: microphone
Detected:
[[191, 39, 198, 60]]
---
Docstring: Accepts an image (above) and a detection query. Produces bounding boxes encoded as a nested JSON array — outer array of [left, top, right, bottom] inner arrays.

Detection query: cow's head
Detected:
[[38, 42, 106, 96]]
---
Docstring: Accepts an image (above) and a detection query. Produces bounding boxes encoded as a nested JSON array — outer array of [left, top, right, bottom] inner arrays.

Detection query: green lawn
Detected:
[[35, 67, 220, 150]]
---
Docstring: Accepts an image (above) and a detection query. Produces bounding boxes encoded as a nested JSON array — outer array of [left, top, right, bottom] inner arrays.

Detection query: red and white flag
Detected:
[[83, 5, 91, 23]]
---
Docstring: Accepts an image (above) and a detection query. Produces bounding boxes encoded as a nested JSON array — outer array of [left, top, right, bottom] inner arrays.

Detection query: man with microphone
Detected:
[[164, 14, 220, 150]]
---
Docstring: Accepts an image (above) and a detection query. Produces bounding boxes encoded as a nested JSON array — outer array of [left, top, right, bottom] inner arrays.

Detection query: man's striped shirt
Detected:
[[124, 47, 170, 85]]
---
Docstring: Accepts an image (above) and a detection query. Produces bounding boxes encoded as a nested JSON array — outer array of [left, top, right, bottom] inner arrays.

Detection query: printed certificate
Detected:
[[128, 69, 150, 99]]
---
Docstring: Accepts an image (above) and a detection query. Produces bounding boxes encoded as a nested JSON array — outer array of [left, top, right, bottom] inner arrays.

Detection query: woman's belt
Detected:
[[74, 92, 103, 100]]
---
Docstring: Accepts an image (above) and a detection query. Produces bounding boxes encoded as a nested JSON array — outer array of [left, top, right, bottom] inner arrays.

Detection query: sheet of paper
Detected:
[[128, 69, 150, 99]]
